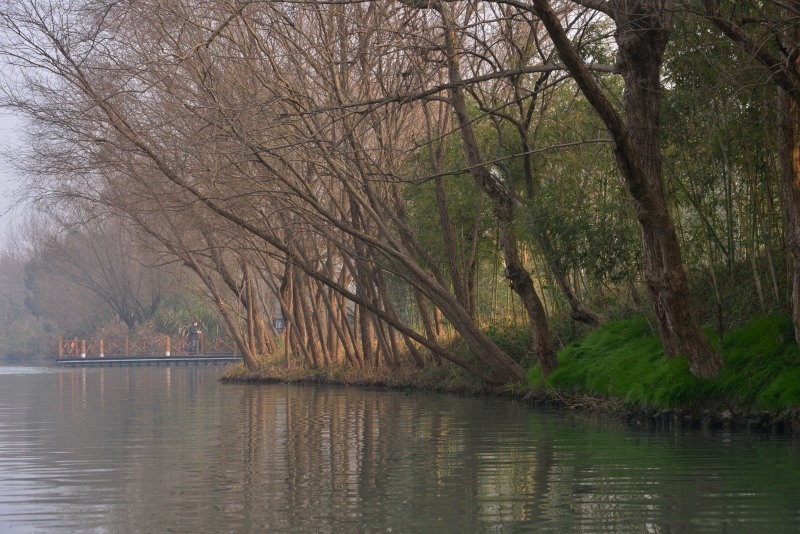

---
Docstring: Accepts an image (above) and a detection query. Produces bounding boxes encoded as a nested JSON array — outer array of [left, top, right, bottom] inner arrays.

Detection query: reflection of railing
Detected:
[[57, 335, 238, 359]]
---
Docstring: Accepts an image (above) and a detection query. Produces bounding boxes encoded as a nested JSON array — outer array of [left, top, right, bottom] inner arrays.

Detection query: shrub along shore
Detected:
[[223, 314, 800, 434]]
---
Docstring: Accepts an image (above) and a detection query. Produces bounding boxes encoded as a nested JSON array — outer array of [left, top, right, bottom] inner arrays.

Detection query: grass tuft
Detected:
[[530, 314, 800, 413]]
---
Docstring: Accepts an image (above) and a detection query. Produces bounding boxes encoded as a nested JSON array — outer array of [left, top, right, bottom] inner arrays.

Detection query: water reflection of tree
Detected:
[[237, 386, 546, 529], [33, 371, 800, 530]]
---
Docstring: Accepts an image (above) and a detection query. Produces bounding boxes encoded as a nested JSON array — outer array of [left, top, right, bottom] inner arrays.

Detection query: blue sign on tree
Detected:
[[274, 317, 285, 333]]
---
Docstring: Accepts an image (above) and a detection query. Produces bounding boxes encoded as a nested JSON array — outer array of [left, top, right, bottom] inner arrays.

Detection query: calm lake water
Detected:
[[1, 364, 799, 533]]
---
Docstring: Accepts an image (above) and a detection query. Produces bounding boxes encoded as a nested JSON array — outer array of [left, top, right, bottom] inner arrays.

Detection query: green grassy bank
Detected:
[[526, 314, 800, 430]]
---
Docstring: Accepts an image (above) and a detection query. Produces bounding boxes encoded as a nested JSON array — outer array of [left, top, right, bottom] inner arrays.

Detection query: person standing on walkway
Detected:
[[188, 321, 202, 353]]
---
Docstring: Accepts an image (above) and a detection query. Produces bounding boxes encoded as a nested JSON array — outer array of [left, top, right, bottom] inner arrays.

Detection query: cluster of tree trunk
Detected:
[[0, 0, 797, 385]]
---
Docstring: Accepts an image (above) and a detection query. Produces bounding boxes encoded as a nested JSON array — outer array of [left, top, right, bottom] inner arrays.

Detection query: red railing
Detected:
[[56, 335, 238, 359]]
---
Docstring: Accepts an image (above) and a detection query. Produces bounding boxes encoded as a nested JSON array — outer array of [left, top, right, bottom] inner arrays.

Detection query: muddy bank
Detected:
[[618, 407, 800, 434], [523, 388, 800, 435]]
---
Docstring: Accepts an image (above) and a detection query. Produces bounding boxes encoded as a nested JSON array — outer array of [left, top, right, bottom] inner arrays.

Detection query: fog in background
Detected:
[[0, 109, 23, 240]]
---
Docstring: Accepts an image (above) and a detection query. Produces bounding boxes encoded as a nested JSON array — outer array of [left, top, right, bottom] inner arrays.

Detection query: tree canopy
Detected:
[[0, 0, 797, 385]]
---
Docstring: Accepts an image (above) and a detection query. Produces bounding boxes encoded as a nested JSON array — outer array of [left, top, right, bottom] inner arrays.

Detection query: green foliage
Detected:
[[709, 316, 800, 411], [152, 292, 228, 339], [531, 316, 697, 407], [687, 253, 788, 334], [498, 81, 642, 288], [525, 184, 642, 285], [662, 12, 780, 290], [403, 174, 491, 261], [529, 315, 800, 413], [485, 323, 535, 367]]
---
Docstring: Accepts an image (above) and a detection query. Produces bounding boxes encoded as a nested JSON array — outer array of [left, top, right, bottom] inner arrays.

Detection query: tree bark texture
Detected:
[[531, 0, 722, 377], [613, 0, 722, 378]]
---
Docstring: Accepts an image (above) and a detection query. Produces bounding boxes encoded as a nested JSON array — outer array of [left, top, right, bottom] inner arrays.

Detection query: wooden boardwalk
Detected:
[[56, 354, 240, 367], [54, 335, 241, 367]]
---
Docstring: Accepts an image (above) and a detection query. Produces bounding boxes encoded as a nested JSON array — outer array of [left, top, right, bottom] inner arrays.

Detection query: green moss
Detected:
[[530, 314, 800, 413]]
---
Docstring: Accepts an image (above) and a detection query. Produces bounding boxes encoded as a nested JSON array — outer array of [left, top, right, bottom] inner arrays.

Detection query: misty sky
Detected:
[[0, 109, 23, 238]]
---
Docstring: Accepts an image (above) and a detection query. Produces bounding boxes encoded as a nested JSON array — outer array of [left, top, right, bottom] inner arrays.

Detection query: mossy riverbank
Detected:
[[223, 314, 800, 434]]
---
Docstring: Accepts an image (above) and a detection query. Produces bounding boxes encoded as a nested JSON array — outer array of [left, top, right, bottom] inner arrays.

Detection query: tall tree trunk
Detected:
[[337, 268, 362, 366], [316, 280, 358, 366], [437, 1, 558, 377], [285, 264, 316, 368], [614, 6, 683, 338], [422, 100, 477, 317], [615, 0, 722, 378], [279, 258, 293, 367], [531, 0, 722, 378]]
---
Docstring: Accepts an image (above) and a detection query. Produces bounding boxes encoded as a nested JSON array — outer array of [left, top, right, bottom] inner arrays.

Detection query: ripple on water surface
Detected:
[[1, 367, 800, 532]]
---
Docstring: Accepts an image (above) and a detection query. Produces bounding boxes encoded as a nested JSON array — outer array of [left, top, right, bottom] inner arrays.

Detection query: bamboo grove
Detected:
[[0, 0, 798, 385]]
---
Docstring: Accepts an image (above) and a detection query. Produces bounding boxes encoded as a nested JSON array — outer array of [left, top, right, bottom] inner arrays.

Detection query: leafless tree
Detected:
[[0, 0, 530, 383], [31, 217, 176, 331]]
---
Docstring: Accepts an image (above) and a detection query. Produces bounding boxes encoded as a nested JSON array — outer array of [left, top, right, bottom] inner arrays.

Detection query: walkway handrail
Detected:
[[56, 335, 238, 359]]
